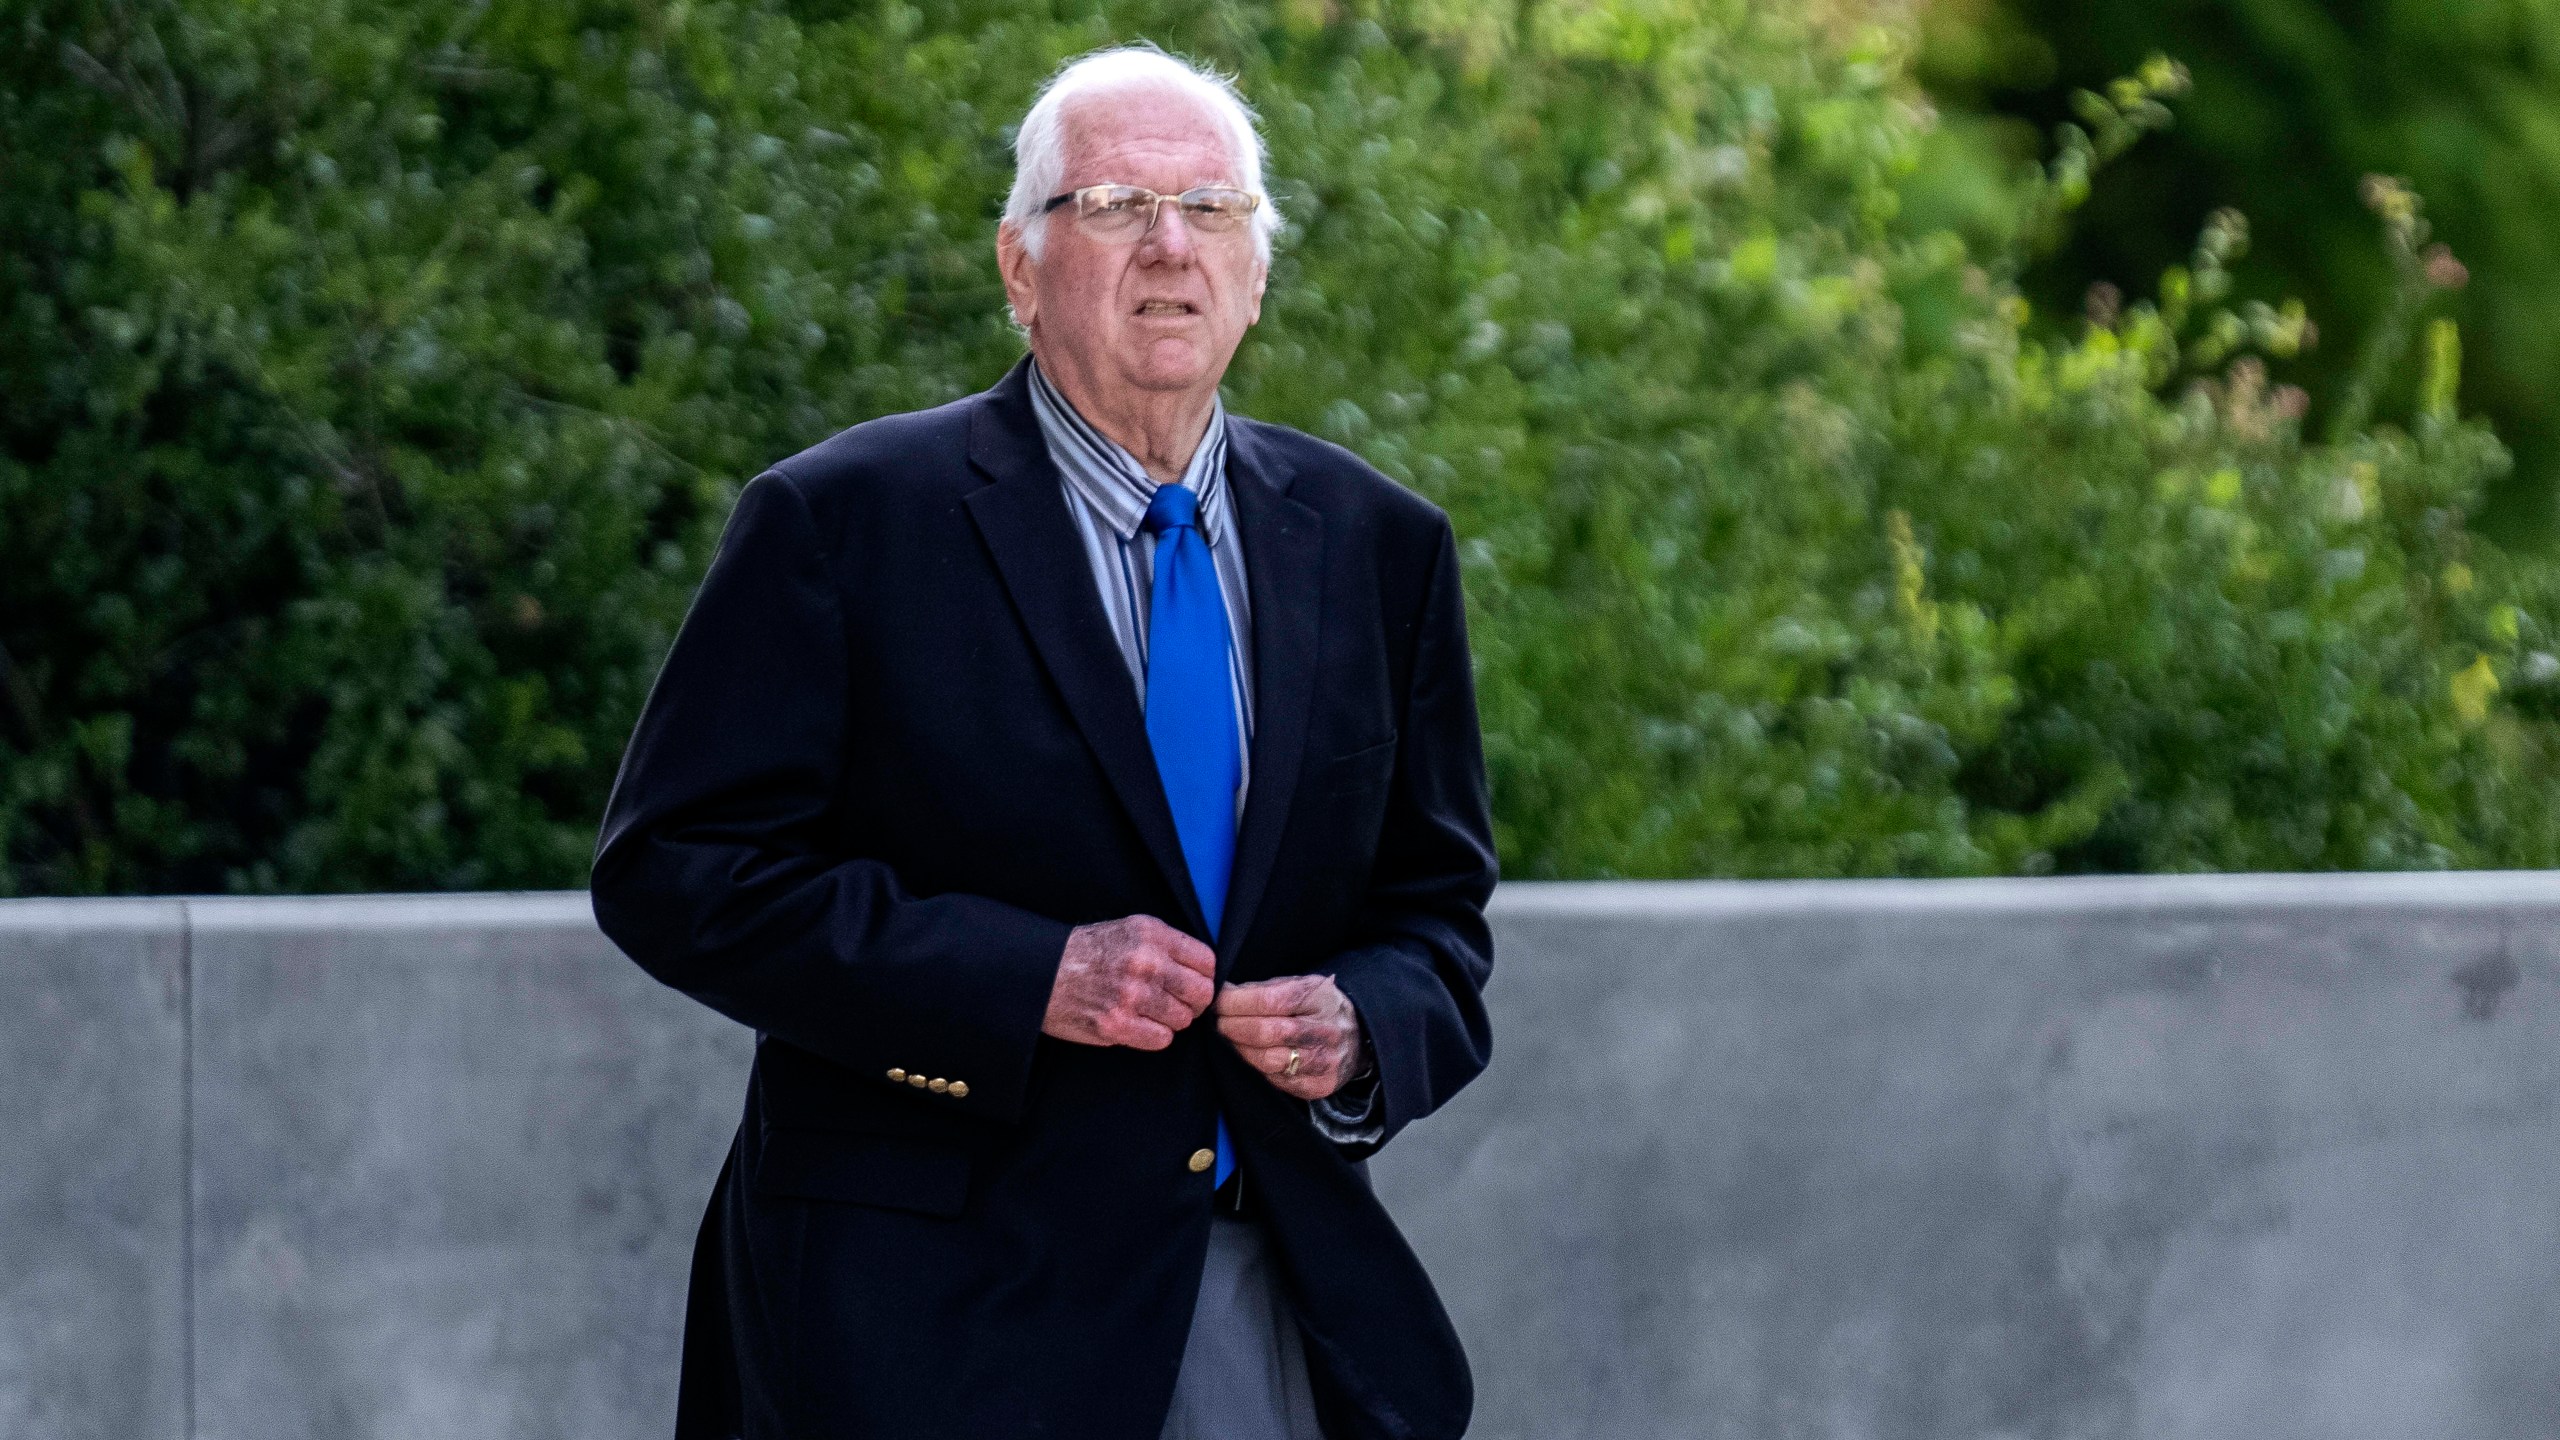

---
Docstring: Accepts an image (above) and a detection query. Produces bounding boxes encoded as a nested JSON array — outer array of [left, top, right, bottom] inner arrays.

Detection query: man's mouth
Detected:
[[1135, 300, 1197, 317]]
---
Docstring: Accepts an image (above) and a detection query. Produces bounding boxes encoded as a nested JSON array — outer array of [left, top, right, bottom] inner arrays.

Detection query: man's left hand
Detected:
[[1215, 975, 1365, 1100]]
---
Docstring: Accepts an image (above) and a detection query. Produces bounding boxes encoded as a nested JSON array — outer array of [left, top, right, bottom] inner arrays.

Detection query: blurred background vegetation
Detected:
[[1913, 0, 2560, 547], [4, 0, 2559, 895]]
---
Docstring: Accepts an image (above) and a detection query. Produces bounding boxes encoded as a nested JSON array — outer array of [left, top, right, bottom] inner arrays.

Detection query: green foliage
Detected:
[[1914, 0, 2560, 543], [4, 0, 2558, 893]]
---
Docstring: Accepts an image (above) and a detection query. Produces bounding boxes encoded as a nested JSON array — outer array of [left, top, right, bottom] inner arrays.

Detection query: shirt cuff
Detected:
[[1307, 1065, 1384, 1144]]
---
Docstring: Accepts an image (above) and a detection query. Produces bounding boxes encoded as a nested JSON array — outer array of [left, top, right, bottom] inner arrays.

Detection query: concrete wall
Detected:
[[1391, 877, 2560, 1440], [1, 900, 187, 1440], [3, 895, 747, 1440], [5, 877, 2556, 1439]]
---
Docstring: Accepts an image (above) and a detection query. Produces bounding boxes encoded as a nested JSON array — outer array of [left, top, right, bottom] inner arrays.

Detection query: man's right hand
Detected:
[[1042, 915, 1217, 1050]]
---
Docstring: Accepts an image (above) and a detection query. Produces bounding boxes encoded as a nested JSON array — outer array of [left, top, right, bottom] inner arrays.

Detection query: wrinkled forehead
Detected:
[[1054, 82, 1247, 187]]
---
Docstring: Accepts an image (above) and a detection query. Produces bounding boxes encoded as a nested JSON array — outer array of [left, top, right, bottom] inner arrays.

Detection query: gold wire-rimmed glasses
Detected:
[[1040, 183, 1262, 241]]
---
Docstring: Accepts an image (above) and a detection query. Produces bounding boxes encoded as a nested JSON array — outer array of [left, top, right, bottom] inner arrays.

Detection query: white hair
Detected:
[[1004, 44, 1281, 264]]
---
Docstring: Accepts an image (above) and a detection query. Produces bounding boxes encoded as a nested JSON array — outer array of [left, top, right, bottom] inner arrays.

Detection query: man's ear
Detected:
[[1247, 254, 1267, 327], [997, 221, 1038, 330]]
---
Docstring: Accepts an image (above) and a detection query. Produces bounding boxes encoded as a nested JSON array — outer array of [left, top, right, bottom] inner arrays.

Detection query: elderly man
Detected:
[[592, 44, 1494, 1440]]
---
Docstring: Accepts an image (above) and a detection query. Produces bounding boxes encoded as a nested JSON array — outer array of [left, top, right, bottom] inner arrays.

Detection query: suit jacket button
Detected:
[[1188, 1148, 1216, 1174], [928, 1078, 950, 1093], [886, 1068, 906, 1083], [908, 1074, 930, 1088], [947, 1081, 969, 1099]]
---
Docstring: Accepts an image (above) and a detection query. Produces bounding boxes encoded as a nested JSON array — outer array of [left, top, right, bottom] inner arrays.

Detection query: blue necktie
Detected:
[[1140, 482, 1241, 1189]]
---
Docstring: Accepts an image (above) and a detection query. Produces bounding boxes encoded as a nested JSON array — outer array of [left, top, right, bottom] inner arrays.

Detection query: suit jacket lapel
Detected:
[[962, 362, 1208, 936], [1218, 418, 1323, 971]]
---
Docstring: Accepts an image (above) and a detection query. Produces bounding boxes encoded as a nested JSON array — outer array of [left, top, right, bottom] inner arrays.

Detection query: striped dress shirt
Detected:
[[1025, 358, 1379, 1142], [1028, 358, 1256, 812]]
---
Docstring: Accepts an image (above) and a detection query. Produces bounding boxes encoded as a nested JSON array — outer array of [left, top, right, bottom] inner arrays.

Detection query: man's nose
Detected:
[[1137, 200, 1200, 262]]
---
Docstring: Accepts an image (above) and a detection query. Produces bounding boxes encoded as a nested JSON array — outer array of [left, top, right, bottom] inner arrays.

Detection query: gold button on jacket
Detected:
[[1186, 1147, 1216, 1174]]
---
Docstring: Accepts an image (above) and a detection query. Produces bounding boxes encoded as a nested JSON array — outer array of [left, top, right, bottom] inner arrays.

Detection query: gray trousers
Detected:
[[1158, 1216, 1327, 1440]]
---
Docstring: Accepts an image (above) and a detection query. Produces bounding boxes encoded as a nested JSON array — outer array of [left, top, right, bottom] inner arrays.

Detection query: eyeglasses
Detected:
[[1040, 184, 1262, 241]]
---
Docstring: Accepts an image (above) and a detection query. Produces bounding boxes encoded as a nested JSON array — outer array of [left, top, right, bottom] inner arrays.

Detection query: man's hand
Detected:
[[1043, 915, 1217, 1050], [1216, 975, 1365, 1100]]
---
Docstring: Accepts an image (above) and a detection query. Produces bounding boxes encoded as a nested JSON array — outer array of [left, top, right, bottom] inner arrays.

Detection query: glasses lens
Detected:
[[1178, 188, 1256, 232], [1076, 186, 1155, 235]]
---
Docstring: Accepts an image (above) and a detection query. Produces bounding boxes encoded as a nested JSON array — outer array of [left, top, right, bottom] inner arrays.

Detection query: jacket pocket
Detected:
[[1314, 734, 1398, 795], [752, 1126, 973, 1218]]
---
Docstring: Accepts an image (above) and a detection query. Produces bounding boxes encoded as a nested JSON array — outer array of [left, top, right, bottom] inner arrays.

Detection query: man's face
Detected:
[[999, 85, 1268, 405]]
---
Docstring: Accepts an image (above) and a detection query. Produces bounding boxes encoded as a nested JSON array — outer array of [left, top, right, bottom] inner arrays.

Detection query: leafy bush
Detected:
[[1913, 0, 2560, 543], [4, 0, 2557, 893]]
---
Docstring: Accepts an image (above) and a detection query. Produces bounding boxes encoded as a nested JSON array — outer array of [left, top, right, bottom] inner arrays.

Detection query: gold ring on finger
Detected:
[[1284, 1048, 1302, 1077]]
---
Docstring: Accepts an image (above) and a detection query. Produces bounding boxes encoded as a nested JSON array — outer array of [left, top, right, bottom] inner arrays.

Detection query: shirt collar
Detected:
[[1026, 357, 1231, 545]]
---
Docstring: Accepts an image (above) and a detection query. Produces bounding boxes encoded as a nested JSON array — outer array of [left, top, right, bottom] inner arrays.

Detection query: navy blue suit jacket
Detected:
[[591, 359, 1497, 1439]]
